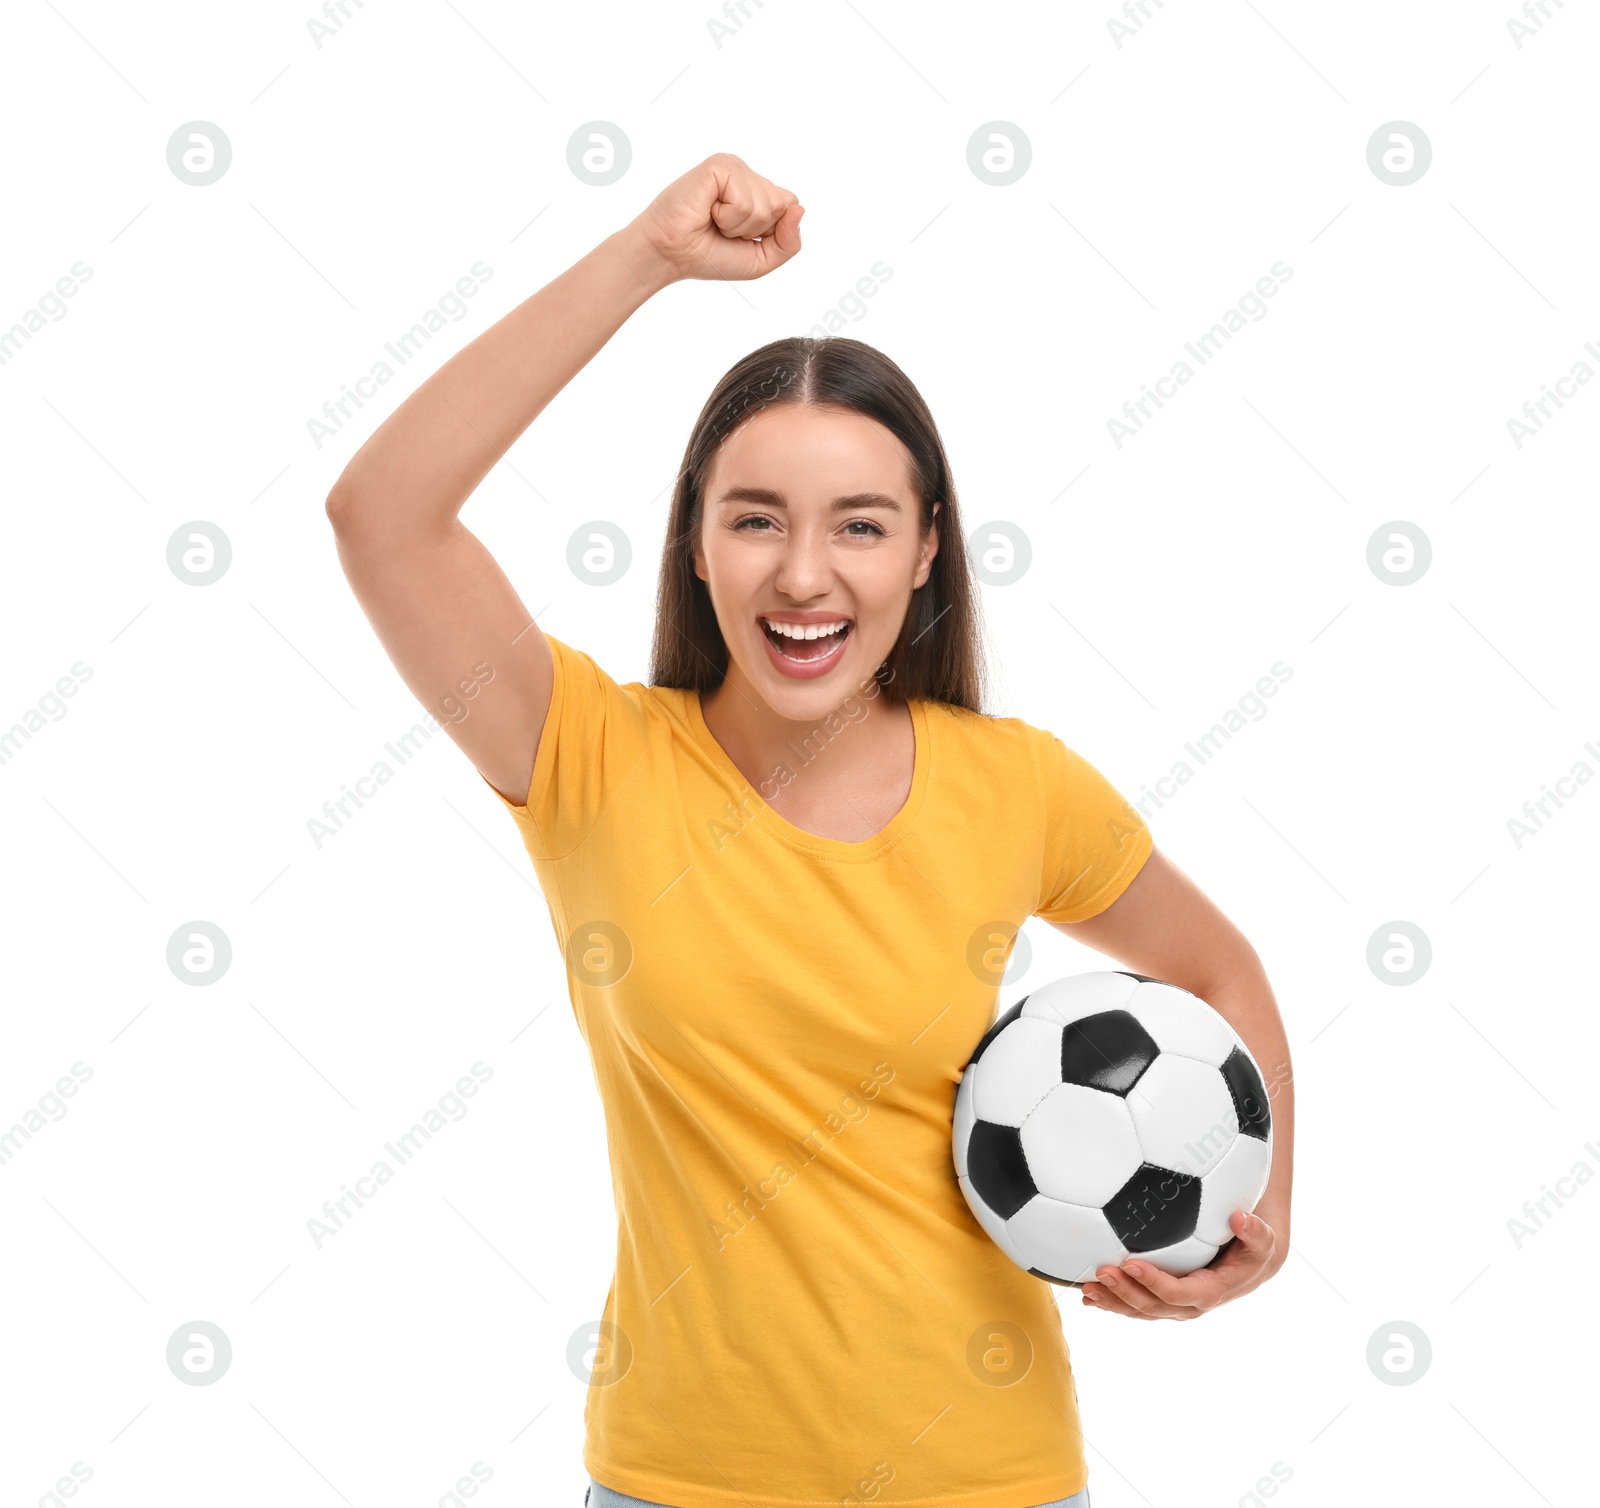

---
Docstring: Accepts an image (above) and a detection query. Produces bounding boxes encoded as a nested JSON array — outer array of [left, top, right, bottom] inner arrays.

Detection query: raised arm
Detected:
[[324, 153, 804, 806]]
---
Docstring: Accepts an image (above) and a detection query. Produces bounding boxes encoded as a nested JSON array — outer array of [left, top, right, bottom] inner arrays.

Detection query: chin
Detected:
[[761, 680, 848, 717]]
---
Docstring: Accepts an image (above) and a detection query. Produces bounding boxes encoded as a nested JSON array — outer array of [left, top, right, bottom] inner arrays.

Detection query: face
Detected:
[[693, 403, 940, 720]]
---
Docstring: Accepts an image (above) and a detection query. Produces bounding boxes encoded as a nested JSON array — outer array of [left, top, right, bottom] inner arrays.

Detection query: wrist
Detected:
[[608, 220, 681, 302]]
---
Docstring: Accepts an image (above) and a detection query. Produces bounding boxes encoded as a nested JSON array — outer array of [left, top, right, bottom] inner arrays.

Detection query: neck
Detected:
[[700, 664, 905, 791]]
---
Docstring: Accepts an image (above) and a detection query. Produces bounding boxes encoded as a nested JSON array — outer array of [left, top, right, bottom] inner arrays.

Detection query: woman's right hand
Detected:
[[630, 153, 804, 285]]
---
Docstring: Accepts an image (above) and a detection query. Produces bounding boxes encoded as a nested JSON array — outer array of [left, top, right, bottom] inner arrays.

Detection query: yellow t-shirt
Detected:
[[483, 634, 1154, 1508]]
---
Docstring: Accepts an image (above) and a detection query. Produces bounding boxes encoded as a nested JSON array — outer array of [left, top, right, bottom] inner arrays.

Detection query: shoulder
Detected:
[[918, 698, 1059, 787], [546, 633, 685, 727], [921, 699, 1133, 815]]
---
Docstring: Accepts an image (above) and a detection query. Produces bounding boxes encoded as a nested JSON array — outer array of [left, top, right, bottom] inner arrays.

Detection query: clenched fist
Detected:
[[629, 152, 804, 284]]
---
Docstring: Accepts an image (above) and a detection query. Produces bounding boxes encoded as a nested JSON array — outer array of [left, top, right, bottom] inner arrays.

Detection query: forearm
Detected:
[[1203, 958, 1294, 1242], [327, 222, 673, 539]]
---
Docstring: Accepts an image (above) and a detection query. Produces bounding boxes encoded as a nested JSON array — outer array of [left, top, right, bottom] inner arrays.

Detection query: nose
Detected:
[[772, 522, 835, 603]]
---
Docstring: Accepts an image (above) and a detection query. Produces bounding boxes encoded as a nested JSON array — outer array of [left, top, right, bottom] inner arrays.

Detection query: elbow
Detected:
[[324, 477, 368, 539], [324, 479, 355, 529]]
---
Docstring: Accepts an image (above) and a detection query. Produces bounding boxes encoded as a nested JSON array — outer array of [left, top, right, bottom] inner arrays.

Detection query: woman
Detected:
[[326, 153, 1294, 1508]]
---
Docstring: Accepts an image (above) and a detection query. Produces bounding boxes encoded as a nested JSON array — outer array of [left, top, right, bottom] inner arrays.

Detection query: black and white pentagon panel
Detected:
[[952, 971, 1272, 1285]]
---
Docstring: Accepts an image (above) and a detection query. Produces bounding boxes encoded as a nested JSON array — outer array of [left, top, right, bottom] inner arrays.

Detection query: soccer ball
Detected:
[[952, 970, 1273, 1285]]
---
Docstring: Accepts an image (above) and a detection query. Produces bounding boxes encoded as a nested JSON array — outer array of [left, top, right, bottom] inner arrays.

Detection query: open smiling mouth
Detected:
[[759, 617, 854, 663]]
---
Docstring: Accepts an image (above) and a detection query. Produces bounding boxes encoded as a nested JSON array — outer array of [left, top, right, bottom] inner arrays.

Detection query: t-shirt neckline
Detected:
[[685, 686, 931, 861]]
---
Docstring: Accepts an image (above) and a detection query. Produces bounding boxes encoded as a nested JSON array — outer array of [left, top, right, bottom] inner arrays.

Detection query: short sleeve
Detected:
[[1033, 731, 1154, 925], [480, 633, 653, 861]]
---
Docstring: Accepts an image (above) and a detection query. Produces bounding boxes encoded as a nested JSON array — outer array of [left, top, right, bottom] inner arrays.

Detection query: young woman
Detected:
[[326, 153, 1294, 1508]]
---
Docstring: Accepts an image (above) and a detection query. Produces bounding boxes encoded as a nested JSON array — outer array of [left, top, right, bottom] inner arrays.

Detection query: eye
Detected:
[[732, 514, 776, 532], [844, 519, 886, 538]]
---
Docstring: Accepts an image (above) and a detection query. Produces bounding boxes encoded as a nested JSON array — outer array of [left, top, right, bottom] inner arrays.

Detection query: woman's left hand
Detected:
[[1079, 1206, 1285, 1320]]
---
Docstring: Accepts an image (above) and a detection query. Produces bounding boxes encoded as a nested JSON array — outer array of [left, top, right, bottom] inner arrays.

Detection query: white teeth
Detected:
[[762, 618, 849, 640]]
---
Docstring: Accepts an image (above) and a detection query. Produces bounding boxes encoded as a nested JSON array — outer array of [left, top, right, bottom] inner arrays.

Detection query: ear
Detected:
[[914, 501, 941, 589]]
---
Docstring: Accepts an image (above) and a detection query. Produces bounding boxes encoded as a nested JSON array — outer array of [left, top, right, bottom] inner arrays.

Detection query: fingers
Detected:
[[1228, 1207, 1278, 1265], [762, 201, 805, 262], [1079, 1210, 1281, 1320], [1121, 1258, 1229, 1314], [1240, 1207, 1271, 1240], [709, 194, 759, 237], [712, 191, 791, 241], [1081, 1276, 1187, 1321], [716, 197, 804, 276], [704, 154, 759, 234], [1089, 1264, 1195, 1320], [707, 156, 799, 241], [1080, 1281, 1145, 1318], [1118, 1259, 1201, 1305]]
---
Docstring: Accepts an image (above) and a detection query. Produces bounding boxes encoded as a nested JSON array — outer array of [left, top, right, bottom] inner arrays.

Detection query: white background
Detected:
[[2, 1, 1596, 1505]]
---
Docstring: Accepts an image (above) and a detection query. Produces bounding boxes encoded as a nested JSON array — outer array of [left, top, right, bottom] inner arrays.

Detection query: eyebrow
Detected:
[[714, 486, 903, 514]]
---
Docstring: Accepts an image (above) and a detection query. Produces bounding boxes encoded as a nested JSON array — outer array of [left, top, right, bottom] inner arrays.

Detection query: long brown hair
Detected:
[[648, 336, 989, 713]]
